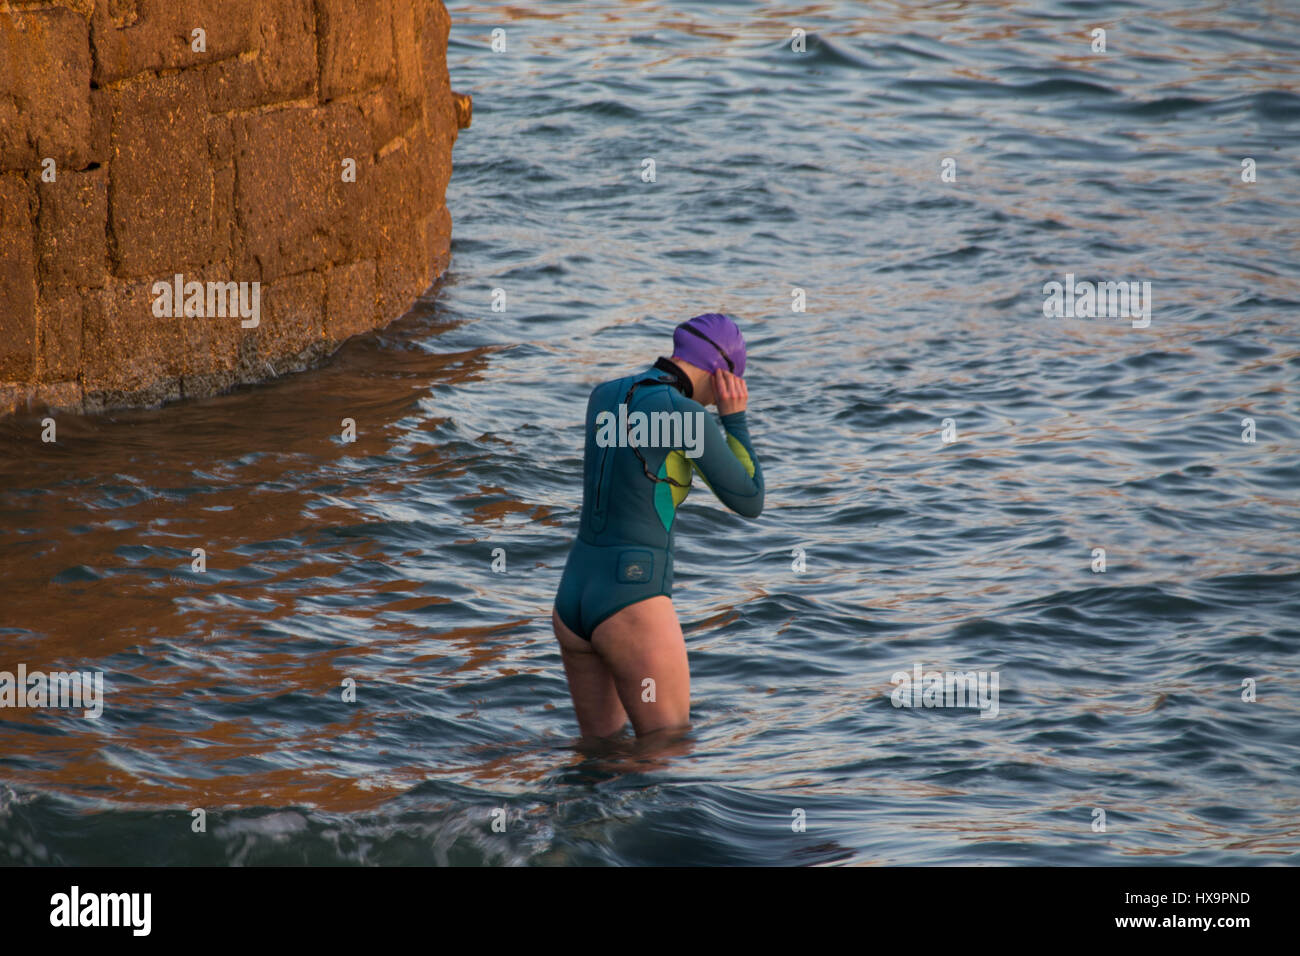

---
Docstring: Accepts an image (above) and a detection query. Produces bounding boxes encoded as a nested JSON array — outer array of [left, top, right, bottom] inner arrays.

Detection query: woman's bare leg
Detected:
[[591, 596, 690, 736], [552, 608, 629, 738]]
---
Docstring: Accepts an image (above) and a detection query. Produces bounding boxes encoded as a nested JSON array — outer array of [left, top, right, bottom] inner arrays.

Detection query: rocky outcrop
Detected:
[[0, 0, 469, 416]]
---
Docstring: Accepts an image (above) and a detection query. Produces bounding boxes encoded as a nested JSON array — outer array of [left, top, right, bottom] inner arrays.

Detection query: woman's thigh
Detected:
[[590, 595, 690, 735], [552, 608, 628, 738]]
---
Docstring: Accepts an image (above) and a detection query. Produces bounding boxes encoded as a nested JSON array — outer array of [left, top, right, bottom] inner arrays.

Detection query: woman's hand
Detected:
[[713, 368, 748, 416]]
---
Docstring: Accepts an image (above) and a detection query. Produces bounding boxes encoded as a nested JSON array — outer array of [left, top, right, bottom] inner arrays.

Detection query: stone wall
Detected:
[[0, 0, 470, 416]]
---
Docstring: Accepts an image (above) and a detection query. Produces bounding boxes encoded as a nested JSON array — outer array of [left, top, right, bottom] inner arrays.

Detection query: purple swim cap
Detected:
[[672, 313, 746, 377]]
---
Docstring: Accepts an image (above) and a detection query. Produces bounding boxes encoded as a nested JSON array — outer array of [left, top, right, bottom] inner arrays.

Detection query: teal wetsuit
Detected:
[[555, 358, 765, 641]]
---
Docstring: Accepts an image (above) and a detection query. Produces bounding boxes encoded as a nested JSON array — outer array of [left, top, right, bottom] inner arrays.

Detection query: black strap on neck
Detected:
[[652, 356, 693, 399], [618, 357, 694, 488]]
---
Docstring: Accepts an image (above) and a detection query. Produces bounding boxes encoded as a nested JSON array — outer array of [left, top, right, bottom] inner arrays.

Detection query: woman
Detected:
[[552, 313, 765, 738]]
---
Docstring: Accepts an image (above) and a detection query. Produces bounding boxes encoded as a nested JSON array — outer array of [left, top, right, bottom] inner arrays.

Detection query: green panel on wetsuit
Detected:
[[663, 432, 753, 531], [655, 450, 694, 531]]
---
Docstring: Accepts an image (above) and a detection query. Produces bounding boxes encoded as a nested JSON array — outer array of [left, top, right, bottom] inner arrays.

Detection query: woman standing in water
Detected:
[[552, 313, 765, 738]]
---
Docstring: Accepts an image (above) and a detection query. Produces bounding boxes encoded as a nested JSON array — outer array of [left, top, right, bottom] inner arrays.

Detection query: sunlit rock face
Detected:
[[0, 0, 470, 416]]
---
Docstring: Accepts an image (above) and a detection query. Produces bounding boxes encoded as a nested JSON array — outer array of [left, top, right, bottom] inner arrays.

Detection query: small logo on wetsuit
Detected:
[[596, 405, 705, 458], [624, 563, 646, 580]]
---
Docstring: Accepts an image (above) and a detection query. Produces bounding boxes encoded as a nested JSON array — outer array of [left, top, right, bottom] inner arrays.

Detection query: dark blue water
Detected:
[[2, 0, 1299, 865]]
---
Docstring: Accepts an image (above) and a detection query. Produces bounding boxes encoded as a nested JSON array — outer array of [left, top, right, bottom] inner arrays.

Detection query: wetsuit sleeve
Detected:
[[687, 407, 765, 518]]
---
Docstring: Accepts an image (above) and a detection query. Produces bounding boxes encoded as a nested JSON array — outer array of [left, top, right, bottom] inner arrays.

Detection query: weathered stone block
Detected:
[[80, 281, 146, 394], [202, 0, 316, 113], [325, 259, 377, 341], [82, 279, 187, 397], [375, 213, 428, 324], [91, 0, 261, 85], [250, 270, 325, 375], [0, 8, 93, 170], [37, 167, 108, 289], [37, 288, 85, 383], [355, 87, 407, 154], [364, 133, 439, 276], [413, 122, 450, 210], [317, 0, 393, 100], [0, 174, 37, 381], [232, 102, 374, 281], [173, 283, 243, 390], [108, 71, 214, 278]]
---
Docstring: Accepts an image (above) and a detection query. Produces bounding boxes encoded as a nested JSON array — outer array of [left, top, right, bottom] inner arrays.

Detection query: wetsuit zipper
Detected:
[[592, 443, 610, 527]]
